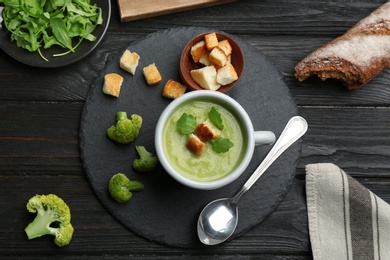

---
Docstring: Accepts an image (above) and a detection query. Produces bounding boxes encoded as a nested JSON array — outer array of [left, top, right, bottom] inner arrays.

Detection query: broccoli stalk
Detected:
[[132, 146, 159, 172], [107, 112, 143, 144], [24, 194, 74, 247], [108, 173, 144, 203]]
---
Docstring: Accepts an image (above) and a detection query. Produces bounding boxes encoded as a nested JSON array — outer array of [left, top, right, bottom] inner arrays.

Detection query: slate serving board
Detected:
[[79, 27, 301, 248]]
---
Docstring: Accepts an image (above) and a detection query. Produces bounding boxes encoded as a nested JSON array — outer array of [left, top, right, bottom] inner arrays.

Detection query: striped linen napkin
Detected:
[[306, 163, 390, 260]]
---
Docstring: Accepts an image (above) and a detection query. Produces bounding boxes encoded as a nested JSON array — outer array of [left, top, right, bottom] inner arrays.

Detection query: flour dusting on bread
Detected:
[[294, 1, 390, 90]]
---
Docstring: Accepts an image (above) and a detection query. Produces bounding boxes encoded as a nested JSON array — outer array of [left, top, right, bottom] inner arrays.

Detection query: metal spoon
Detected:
[[197, 116, 308, 245]]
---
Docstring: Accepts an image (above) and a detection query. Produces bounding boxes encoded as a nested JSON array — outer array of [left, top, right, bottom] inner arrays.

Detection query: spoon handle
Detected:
[[232, 116, 308, 203]]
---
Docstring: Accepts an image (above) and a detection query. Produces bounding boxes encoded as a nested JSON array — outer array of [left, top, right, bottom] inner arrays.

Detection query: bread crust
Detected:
[[186, 134, 206, 157], [217, 63, 238, 85], [103, 73, 123, 97], [294, 1, 390, 90], [120, 50, 140, 75], [204, 32, 219, 50], [217, 40, 232, 56], [190, 65, 221, 91], [143, 63, 162, 85], [191, 40, 206, 63], [194, 119, 222, 142], [209, 47, 228, 68], [162, 79, 187, 99]]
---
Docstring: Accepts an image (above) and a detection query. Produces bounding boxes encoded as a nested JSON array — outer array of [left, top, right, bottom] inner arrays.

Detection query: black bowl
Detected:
[[0, 0, 111, 68]]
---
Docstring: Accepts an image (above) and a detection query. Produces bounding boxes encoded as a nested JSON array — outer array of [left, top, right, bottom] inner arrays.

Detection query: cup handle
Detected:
[[254, 131, 275, 146]]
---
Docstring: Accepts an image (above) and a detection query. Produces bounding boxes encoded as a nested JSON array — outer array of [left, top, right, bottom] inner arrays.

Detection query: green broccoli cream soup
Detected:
[[162, 99, 247, 182]]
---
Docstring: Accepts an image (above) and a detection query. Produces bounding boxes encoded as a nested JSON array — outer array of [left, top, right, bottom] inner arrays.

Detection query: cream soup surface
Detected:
[[162, 99, 246, 182]]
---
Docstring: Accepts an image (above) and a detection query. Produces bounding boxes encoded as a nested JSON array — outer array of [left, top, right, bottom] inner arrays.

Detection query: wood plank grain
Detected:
[[0, 176, 309, 256], [2, 34, 390, 105], [1, 1, 390, 104], [1, 103, 389, 176], [0, 102, 83, 174], [0, 173, 387, 258]]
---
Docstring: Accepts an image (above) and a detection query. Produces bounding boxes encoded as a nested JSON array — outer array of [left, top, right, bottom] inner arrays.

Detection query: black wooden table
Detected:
[[1, 0, 389, 259]]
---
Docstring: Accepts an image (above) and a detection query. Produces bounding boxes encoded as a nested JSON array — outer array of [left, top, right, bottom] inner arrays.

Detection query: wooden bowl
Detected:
[[180, 32, 244, 93]]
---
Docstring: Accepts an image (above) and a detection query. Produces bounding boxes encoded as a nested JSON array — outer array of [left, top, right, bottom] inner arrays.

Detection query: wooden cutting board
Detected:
[[117, 0, 238, 22]]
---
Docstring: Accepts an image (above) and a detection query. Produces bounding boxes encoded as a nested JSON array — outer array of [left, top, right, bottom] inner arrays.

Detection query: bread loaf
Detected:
[[294, 2, 390, 90]]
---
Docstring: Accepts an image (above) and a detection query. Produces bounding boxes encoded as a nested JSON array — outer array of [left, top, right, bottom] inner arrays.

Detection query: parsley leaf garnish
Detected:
[[176, 113, 197, 134], [208, 107, 224, 130], [210, 137, 234, 153]]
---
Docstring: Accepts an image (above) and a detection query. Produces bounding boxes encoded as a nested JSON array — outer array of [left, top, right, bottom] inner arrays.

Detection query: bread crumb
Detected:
[[199, 51, 211, 66], [143, 63, 162, 85], [217, 40, 232, 56], [194, 119, 222, 142], [186, 134, 206, 157], [103, 73, 123, 97], [190, 66, 221, 91], [191, 41, 206, 63], [209, 47, 228, 68], [204, 33, 219, 50], [189, 33, 239, 88], [217, 63, 238, 85], [162, 79, 187, 99], [120, 50, 140, 75]]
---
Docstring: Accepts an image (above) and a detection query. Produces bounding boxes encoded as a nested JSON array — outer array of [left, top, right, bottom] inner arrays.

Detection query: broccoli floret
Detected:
[[108, 173, 144, 203], [107, 112, 142, 144], [133, 146, 159, 172], [24, 194, 74, 247]]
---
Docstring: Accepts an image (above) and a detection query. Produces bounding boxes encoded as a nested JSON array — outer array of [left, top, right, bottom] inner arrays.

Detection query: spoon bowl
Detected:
[[197, 198, 238, 245], [197, 116, 308, 245]]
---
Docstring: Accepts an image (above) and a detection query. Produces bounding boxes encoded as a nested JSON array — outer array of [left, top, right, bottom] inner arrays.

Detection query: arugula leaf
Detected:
[[177, 113, 197, 135], [50, 17, 74, 51], [208, 107, 224, 130], [210, 137, 234, 153], [20, 0, 43, 17], [1, 0, 103, 61]]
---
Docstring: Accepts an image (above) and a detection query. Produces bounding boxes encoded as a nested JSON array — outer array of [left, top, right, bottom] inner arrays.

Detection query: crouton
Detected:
[[209, 47, 228, 68], [191, 40, 206, 63], [186, 134, 206, 157], [162, 79, 187, 99], [143, 63, 162, 85], [204, 32, 219, 50], [190, 66, 221, 91], [103, 73, 123, 97], [194, 119, 222, 142], [120, 49, 140, 75], [217, 40, 232, 56], [217, 63, 238, 85], [226, 54, 232, 65], [199, 51, 210, 66]]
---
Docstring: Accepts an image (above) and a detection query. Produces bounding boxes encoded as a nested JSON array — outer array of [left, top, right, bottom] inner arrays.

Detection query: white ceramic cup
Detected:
[[155, 90, 275, 190]]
